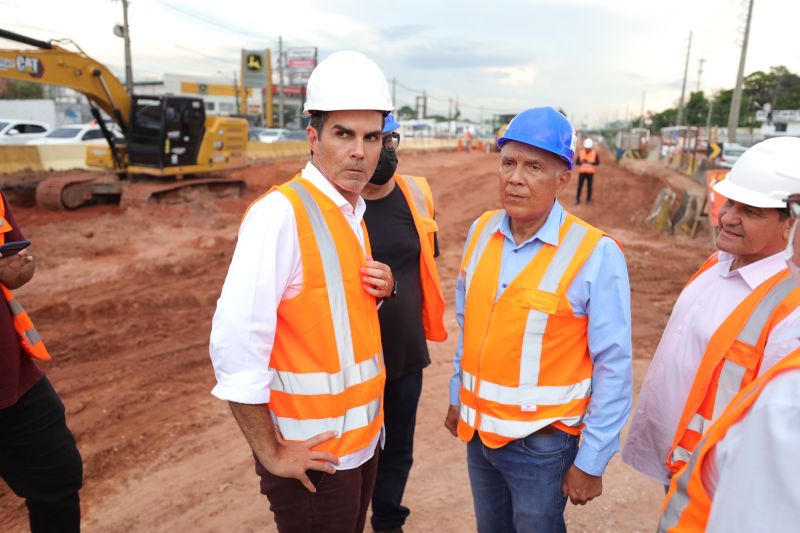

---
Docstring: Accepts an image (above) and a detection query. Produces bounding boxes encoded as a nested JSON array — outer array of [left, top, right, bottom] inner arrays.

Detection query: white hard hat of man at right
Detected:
[[713, 136, 800, 208]]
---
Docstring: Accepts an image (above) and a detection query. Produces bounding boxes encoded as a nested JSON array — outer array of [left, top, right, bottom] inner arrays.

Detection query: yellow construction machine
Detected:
[[0, 28, 248, 209]]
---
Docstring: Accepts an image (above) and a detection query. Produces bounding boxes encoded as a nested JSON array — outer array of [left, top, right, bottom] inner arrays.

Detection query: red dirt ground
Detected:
[[0, 150, 711, 532]]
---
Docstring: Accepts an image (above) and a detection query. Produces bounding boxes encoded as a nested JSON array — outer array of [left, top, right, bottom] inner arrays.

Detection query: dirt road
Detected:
[[0, 149, 711, 532]]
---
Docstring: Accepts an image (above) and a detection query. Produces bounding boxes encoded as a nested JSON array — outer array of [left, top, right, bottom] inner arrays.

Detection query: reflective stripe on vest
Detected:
[[0, 194, 50, 361], [287, 180, 358, 370], [463, 211, 504, 294], [266, 178, 384, 455], [273, 396, 382, 442], [659, 348, 800, 532], [402, 176, 431, 218], [668, 273, 799, 470], [458, 211, 611, 446]]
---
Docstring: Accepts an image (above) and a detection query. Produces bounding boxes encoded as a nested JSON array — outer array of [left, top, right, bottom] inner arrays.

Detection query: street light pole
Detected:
[[121, 0, 133, 94], [727, 0, 755, 143]]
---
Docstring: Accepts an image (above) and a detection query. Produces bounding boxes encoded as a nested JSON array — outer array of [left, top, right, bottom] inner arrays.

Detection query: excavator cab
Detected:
[[127, 96, 206, 169]]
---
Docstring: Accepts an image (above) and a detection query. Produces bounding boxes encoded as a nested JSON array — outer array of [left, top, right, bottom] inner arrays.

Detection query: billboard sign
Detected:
[[242, 50, 268, 89]]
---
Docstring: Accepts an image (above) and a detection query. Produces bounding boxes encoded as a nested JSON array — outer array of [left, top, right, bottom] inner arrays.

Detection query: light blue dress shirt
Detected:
[[449, 201, 633, 476]]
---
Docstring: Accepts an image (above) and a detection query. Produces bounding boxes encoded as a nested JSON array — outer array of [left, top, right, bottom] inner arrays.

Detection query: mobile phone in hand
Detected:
[[0, 240, 31, 257]]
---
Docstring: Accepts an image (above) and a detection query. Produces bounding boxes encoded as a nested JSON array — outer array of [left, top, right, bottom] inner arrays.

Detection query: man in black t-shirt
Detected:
[[0, 192, 83, 532], [362, 114, 447, 533]]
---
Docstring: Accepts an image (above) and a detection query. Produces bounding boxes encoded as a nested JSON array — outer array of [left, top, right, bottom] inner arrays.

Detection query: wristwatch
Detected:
[[386, 279, 398, 299]]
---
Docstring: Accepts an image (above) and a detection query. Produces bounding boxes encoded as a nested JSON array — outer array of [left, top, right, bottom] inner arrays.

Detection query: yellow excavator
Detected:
[[0, 28, 248, 209]]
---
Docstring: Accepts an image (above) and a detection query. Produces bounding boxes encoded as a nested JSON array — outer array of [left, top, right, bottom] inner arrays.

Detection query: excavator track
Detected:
[[35, 174, 102, 210], [119, 177, 247, 208]]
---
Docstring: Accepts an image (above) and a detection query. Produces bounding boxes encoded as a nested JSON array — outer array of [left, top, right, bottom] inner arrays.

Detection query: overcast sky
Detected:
[[2, 0, 798, 127]]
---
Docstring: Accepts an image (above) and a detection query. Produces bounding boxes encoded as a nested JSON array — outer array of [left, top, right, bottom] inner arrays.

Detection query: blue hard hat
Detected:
[[497, 107, 577, 169], [383, 112, 400, 133]]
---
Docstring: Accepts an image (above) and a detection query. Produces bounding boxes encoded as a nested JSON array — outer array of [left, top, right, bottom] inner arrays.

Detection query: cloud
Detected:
[[378, 25, 427, 40], [481, 65, 536, 88], [401, 42, 529, 70]]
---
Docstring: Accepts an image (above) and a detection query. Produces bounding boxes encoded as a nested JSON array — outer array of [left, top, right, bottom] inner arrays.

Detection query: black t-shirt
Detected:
[[363, 184, 437, 381]]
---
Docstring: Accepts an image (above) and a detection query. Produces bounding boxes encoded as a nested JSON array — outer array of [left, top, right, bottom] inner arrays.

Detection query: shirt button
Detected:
[[502, 283, 508, 288], [512, 249, 518, 253]]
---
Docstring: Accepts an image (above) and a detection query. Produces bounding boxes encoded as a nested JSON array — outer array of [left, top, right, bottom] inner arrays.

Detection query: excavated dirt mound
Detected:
[[0, 150, 711, 532]]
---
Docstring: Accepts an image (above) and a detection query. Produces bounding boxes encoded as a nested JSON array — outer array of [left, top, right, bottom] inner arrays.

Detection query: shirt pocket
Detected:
[[518, 288, 560, 315]]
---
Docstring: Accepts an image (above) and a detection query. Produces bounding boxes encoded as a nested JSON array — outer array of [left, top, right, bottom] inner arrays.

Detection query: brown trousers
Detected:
[[255, 447, 379, 533]]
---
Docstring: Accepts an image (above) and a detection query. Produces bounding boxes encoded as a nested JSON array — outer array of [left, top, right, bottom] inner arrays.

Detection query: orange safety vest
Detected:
[[666, 253, 800, 473], [658, 347, 800, 532], [263, 177, 385, 458], [577, 149, 598, 174], [457, 209, 619, 447], [0, 194, 50, 361], [393, 175, 447, 342]]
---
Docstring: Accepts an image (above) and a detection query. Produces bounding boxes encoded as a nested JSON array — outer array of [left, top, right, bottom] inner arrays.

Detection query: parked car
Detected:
[[26, 124, 123, 145], [0, 119, 51, 144], [248, 126, 267, 141], [256, 128, 290, 143], [717, 143, 748, 169]]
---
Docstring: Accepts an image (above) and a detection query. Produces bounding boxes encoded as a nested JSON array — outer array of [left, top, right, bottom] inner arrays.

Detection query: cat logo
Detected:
[[246, 54, 263, 72], [15, 55, 44, 78]]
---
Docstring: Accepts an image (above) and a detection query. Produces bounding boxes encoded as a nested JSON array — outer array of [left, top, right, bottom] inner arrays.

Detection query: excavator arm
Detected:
[[0, 28, 131, 132]]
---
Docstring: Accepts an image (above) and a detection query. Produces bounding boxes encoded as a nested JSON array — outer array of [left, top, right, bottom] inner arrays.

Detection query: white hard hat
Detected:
[[713, 137, 800, 208], [303, 51, 393, 114], [583, 138, 594, 149]]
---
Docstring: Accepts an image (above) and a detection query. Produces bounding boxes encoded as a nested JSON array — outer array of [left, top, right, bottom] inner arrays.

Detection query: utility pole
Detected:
[[422, 90, 427, 118], [706, 96, 715, 138], [114, 0, 134, 95], [278, 36, 285, 128], [639, 90, 646, 128], [391, 77, 396, 107], [696, 58, 705, 92], [727, 0, 754, 143], [448, 97, 453, 120], [676, 30, 692, 126]]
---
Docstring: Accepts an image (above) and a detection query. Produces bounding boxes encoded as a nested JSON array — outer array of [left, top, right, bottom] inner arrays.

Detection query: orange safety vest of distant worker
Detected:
[[577, 149, 598, 174], [457, 209, 620, 447], [257, 177, 386, 459], [0, 194, 50, 361], [666, 253, 800, 473], [394, 175, 447, 342], [658, 347, 800, 532]]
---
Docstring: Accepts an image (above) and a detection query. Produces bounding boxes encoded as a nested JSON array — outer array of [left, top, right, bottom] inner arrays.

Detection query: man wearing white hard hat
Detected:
[[209, 51, 396, 532], [623, 136, 800, 491], [658, 136, 800, 533], [574, 138, 599, 205]]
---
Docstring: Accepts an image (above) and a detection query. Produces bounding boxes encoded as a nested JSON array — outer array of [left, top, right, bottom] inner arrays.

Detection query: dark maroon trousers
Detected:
[[254, 447, 379, 533]]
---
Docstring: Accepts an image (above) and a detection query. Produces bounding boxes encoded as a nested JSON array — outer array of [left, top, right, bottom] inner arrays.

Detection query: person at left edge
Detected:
[[361, 113, 447, 533], [209, 51, 395, 533], [0, 191, 83, 533], [444, 107, 632, 532]]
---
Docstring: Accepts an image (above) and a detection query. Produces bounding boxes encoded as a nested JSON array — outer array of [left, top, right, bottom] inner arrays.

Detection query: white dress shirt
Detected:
[[622, 251, 800, 484], [209, 161, 380, 470], [704, 368, 800, 532]]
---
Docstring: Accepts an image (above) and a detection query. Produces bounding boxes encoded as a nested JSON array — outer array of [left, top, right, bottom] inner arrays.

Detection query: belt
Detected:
[[535, 424, 558, 435]]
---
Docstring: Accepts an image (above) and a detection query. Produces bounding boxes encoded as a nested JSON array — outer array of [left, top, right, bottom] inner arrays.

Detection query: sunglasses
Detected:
[[785, 194, 800, 219], [383, 132, 400, 152]]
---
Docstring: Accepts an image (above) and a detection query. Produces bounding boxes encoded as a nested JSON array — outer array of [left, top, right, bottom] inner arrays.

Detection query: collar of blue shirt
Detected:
[[498, 200, 564, 249]]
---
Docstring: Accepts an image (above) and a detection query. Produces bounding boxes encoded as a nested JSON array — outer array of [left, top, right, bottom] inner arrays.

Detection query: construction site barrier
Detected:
[[0, 138, 463, 174], [246, 141, 309, 162], [37, 144, 89, 171], [0, 145, 44, 173]]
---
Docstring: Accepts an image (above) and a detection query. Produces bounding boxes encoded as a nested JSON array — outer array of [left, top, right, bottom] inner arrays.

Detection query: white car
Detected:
[[0, 119, 51, 144], [717, 143, 748, 169], [27, 124, 123, 145]]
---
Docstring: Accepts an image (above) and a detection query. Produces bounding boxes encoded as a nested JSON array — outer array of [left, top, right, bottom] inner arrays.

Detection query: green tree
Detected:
[[0, 80, 44, 99], [396, 105, 416, 120]]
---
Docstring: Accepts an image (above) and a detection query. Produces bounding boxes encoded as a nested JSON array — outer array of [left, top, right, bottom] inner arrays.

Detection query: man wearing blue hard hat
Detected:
[[444, 107, 633, 532], [362, 113, 447, 533]]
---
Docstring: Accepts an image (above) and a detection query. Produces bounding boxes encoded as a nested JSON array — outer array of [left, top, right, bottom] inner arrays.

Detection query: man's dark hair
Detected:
[[778, 207, 791, 220], [308, 111, 329, 139]]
